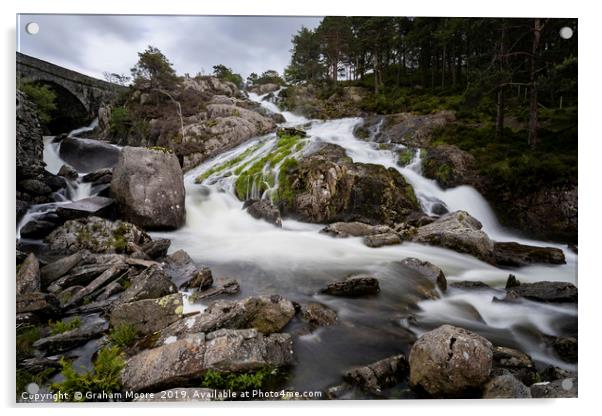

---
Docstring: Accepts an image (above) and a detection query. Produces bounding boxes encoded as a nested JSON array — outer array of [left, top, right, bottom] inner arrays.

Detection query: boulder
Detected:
[[16, 253, 40, 295], [59, 136, 120, 172], [82, 168, 112, 185], [18, 179, 52, 196], [321, 275, 380, 297], [482, 373, 532, 398], [505, 280, 577, 303], [163, 249, 209, 289], [531, 378, 577, 398], [399, 257, 447, 292], [110, 293, 183, 336], [111, 147, 186, 230], [412, 211, 495, 263], [16, 292, 59, 317], [344, 354, 408, 394], [363, 232, 402, 248], [278, 143, 420, 225], [492, 242, 566, 267], [39, 251, 86, 286], [57, 164, 79, 180], [121, 329, 293, 392], [20, 219, 58, 239], [299, 303, 337, 332], [140, 238, 171, 259], [55, 196, 115, 221], [249, 83, 281, 95], [33, 316, 108, 354], [119, 265, 177, 303], [422, 144, 480, 189], [409, 325, 493, 397], [545, 335, 577, 363], [492, 346, 538, 386], [243, 199, 282, 227], [241, 295, 296, 334], [45, 216, 151, 254], [320, 222, 394, 238], [189, 279, 240, 302], [450, 281, 492, 291]]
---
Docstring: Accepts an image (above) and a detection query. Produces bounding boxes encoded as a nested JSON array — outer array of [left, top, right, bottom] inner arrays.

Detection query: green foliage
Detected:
[[111, 223, 129, 252], [108, 323, 139, 348], [48, 316, 81, 335], [20, 82, 56, 125], [50, 346, 125, 402], [273, 157, 299, 206], [109, 106, 131, 139], [195, 142, 263, 183], [200, 368, 279, 391], [131, 45, 178, 90], [16, 326, 41, 358], [212, 64, 243, 88], [397, 148, 414, 167]]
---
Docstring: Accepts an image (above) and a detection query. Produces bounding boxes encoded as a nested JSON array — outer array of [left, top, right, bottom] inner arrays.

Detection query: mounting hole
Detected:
[[559, 26, 573, 40], [25, 22, 39, 35]]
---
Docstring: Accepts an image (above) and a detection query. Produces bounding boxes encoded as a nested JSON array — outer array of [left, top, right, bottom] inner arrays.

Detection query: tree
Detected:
[[130, 46, 178, 90], [212, 64, 243, 88], [103, 72, 131, 86], [285, 26, 324, 83]]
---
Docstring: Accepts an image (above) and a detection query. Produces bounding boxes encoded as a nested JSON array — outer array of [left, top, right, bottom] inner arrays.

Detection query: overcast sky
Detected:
[[18, 14, 322, 81]]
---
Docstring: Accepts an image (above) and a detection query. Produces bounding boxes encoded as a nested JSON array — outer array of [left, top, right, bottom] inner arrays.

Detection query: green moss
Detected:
[[195, 142, 263, 183], [146, 145, 173, 154], [108, 323, 139, 348], [48, 316, 81, 335], [206, 119, 218, 128], [397, 148, 414, 167], [50, 346, 125, 402], [200, 367, 280, 391], [273, 157, 299, 206]]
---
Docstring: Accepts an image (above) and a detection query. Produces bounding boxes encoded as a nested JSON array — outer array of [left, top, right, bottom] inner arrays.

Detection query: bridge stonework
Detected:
[[16, 52, 126, 117]]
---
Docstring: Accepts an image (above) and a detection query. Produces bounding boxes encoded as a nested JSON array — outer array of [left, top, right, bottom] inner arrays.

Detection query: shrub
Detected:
[[50, 346, 125, 402], [109, 106, 131, 138], [20, 82, 56, 125]]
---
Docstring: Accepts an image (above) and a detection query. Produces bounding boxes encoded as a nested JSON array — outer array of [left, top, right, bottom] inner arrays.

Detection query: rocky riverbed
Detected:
[[16, 85, 577, 401]]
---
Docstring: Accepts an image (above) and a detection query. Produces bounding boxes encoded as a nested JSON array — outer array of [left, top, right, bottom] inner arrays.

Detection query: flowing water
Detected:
[[26, 93, 577, 395]]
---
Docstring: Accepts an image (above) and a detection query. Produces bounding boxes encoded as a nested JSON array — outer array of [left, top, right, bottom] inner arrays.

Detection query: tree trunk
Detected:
[[528, 18, 544, 148]]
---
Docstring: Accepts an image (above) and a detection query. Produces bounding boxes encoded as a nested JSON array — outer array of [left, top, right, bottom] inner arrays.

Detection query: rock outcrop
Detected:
[[110, 147, 186, 230], [321, 274, 380, 297]]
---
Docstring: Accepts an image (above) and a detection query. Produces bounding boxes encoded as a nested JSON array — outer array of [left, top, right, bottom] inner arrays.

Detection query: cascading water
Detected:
[[149, 90, 577, 391]]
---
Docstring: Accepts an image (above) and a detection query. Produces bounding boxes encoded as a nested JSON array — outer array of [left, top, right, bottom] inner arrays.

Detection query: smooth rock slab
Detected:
[[55, 196, 115, 221], [122, 329, 294, 392]]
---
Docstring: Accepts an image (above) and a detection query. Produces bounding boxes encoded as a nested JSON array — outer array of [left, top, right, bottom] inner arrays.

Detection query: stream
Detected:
[[24, 91, 577, 397]]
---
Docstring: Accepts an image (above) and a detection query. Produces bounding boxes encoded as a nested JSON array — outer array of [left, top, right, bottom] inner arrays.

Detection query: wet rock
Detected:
[[243, 199, 282, 227], [16, 253, 40, 295], [122, 329, 293, 392], [65, 263, 129, 307], [59, 136, 120, 172], [163, 249, 208, 289], [20, 220, 58, 239], [404, 212, 437, 227], [33, 316, 108, 354], [505, 280, 577, 303], [55, 196, 115, 221], [545, 335, 577, 363], [40, 251, 85, 286], [492, 346, 538, 386], [111, 147, 186, 230], [278, 143, 420, 225], [450, 281, 492, 290], [45, 216, 151, 254], [422, 144, 480, 189], [399, 257, 447, 292], [16, 292, 59, 317], [363, 232, 402, 248], [370, 111, 456, 148], [110, 293, 183, 336], [18, 179, 52, 196], [409, 324, 493, 397], [492, 242, 566, 267], [181, 267, 213, 291], [344, 354, 408, 394], [57, 164, 79, 180], [321, 274, 380, 297], [539, 366, 577, 382], [238, 295, 296, 334], [140, 238, 171, 259], [300, 303, 337, 331], [482, 373, 531, 398], [321, 221, 393, 238], [531, 378, 577, 398], [82, 168, 112, 185], [95, 280, 125, 301], [119, 265, 177, 303], [47, 263, 113, 293], [189, 280, 240, 302], [277, 126, 307, 137], [16, 200, 30, 223], [412, 211, 495, 263]]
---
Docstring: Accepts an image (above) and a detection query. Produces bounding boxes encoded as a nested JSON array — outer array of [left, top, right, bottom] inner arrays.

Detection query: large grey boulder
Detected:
[[111, 147, 186, 230], [121, 329, 294, 392], [59, 136, 120, 172], [409, 325, 493, 397], [412, 211, 495, 263]]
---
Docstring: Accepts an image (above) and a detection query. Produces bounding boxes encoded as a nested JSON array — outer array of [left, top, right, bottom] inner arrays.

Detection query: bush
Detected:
[[20, 82, 56, 125], [109, 106, 131, 139], [50, 346, 125, 402]]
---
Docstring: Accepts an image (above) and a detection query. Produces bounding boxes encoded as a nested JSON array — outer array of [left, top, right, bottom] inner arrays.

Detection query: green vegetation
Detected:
[[108, 323, 139, 348], [109, 106, 131, 139], [146, 145, 173, 153], [50, 346, 125, 402], [111, 223, 129, 252], [212, 64, 243, 88], [247, 70, 285, 86], [20, 82, 57, 125], [200, 367, 280, 391], [397, 148, 414, 167], [131, 45, 178, 90], [16, 326, 41, 359], [234, 134, 306, 200], [273, 157, 299, 206], [48, 316, 81, 335], [195, 142, 264, 183]]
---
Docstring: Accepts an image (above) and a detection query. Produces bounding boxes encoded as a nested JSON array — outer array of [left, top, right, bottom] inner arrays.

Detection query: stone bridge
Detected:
[[17, 52, 127, 133]]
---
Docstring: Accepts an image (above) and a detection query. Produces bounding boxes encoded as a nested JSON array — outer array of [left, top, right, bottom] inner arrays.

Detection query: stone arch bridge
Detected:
[[17, 52, 126, 133]]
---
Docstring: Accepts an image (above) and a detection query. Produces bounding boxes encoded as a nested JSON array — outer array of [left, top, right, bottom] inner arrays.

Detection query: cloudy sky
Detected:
[[18, 14, 322, 81]]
